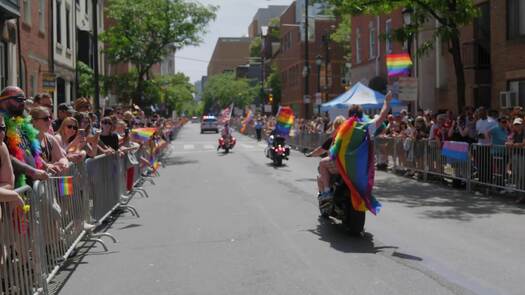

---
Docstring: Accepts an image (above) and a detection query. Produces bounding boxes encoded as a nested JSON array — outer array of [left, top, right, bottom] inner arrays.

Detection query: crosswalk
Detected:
[[172, 142, 267, 153]]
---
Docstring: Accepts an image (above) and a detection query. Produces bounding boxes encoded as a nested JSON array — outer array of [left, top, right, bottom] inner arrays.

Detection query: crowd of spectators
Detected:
[[0, 86, 175, 212], [233, 104, 525, 203]]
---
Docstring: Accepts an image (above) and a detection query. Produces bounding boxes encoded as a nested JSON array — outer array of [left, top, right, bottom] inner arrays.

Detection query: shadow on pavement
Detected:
[[306, 217, 397, 254], [374, 176, 525, 221], [162, 156, 199, 166]]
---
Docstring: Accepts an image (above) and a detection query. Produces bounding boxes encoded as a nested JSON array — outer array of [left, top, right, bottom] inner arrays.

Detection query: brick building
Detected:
[[276, 2, 345, 118], [207, 37, 250, 77], [248, 5, 287, 39], [20, 0, 51, 98]]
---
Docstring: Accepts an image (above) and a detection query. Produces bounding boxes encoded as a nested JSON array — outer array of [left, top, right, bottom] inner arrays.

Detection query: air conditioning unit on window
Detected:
[[499, 91, 517, 108]]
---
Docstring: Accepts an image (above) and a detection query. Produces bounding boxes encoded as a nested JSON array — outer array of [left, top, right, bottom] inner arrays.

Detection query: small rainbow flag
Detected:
[[386, 53, 413, 77], [58, 176, 74, 197], [275, 106, 294, 136], [132, 128, 157, 142], [330, 117, 381, 215]]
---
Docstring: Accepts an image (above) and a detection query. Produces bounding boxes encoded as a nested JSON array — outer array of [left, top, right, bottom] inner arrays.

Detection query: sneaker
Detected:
[[83, 222, 97, 232]]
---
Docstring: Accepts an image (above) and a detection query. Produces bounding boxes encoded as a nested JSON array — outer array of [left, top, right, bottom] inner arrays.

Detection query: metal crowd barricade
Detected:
[[1, 186, 45, 295], [470, 144, 525, 193]]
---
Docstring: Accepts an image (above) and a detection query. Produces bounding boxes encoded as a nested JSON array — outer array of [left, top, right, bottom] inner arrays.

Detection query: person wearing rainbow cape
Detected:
[[318, 91, 393, 215]]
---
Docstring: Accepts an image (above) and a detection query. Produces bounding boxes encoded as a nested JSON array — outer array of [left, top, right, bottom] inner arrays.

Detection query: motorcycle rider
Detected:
[[218, 122, 233, 151], [316, 91, 393, 204]]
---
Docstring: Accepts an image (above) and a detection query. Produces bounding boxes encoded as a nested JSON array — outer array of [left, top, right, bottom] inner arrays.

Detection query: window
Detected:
[[356, 28, 361, 64], [23, 0, 31, 25], [66, 6, 71, 49], [39, 0, 45, 32], [385, 18, 393, 54], [508, 0, 525, 39], [509, 80, 525, 106], [369, 22, 377, 59], [56, 1, 62, 44]]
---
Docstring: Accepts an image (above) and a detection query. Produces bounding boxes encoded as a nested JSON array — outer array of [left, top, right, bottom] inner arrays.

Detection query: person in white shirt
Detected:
[[475, 107, 497, 145]]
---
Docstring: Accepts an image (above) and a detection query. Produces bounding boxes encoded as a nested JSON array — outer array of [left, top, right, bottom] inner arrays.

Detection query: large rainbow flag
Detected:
[[386, 53, 413, 77], [274, 106, 294, 136], [131, 128, 157, 142], [329, 117, 381, 215]]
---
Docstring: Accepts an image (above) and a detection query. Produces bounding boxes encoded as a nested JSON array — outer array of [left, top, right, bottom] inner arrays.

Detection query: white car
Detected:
[[191, 116, 199, 123], [200, 116, 219, 133]]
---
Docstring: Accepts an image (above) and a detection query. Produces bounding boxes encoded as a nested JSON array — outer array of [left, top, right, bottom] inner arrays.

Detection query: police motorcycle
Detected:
[[265, 132, 290, 166]]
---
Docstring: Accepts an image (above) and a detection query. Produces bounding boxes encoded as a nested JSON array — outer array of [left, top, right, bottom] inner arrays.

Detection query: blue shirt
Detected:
[[489, 125, 508, 155]]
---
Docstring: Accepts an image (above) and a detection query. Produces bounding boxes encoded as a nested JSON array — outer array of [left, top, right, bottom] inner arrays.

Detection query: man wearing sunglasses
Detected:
[[0, 86, 49, 185]]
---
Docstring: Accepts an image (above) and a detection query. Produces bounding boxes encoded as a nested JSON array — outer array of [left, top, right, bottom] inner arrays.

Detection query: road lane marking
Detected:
[[183, 144, 195, 150], [203, 144, 215, 149]]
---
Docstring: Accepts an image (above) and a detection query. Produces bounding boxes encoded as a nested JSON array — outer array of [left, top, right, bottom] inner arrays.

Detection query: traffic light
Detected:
[[268, 94, 274, 104]]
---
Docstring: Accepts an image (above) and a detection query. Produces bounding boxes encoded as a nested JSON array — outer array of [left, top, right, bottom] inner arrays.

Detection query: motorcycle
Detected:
[[218, 136, 236, 153], [265, 135, 290, 166], [319, 175, 366, 236]]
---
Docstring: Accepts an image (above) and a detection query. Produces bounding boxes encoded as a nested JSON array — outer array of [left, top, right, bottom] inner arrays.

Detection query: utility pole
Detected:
[[303, 0, 310, 119], [93, 0, 101, 112]]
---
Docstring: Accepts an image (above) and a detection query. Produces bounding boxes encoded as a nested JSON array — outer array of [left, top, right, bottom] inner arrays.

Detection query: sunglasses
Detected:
[[0, 124, 5, 132], [102, 121, 113, 125], [66, 125, 78, 130], [9, 95, 26, 103]]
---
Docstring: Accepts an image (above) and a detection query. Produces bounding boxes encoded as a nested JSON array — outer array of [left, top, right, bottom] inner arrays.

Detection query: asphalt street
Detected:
[[59, 123, 525, 295]]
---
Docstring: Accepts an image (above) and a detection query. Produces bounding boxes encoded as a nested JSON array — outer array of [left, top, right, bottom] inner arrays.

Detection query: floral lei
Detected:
[[4, 114, 43, 188]]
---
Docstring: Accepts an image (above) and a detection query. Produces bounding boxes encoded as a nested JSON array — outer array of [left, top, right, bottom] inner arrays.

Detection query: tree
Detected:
[[143, 73, 195, 115], [101, 0, 216, 105], [330, 14, 352, 61], [249, 36, 262, 58], [265, 63, 282, 114], [77, 61, 95, 98], [202, 73, 258, 112], [324, 0, 479, 111]]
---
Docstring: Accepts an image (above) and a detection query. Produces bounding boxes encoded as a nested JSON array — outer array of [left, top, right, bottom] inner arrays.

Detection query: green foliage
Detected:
[[143, 73, 195, 114], [202, 73, 258, 111], [269, 18, 281, 40], [265, 63, 282, 112], [77, 61, 95, 98], [330, 14, 352, 61], [106, 71, 139, 103], [101, 0, 216, 100], [250, 36, 262, 58]]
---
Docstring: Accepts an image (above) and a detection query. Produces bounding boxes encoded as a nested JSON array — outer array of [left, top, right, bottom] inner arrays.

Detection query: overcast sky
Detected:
[[176, 0, 294, 84]]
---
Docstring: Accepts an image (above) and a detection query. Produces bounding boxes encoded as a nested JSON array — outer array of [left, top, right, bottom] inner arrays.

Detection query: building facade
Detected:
[[207, 37, 250, 77], [53, 0, 76, 105], [20, 0, 52, 98], [248, 5, 288, 39], [276, 1, 345, 118], [0, 0, 20, 90]]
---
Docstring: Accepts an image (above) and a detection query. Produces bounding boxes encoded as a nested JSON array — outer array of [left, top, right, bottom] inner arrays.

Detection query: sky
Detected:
[[176, 0, 294, 84]]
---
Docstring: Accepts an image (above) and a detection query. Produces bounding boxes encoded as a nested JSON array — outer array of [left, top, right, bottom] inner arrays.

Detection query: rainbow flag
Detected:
[[58, 176, 74, 197], [330, 117, 381, 215], [240, 110, 254, 134], [386, 53, 412, 77], [442, 141, 469, 162], [275, 106, 294, 136], [132, 128, 157, 142]]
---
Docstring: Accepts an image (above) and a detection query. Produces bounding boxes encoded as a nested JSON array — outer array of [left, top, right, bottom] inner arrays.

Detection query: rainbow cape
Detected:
[[240, 110, 254, 134], [274, 106, 294, 136], [132, 128, 157, 142], [386, 53, 412, 77], [58, 176, 74, 197], [329, 117, 381, 215]]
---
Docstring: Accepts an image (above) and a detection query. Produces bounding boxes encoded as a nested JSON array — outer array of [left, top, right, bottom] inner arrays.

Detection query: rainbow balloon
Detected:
[[386, 53, 413, 77], [132, 128, 157, 142], [275, 106, 294, 136], [330, 117, 381, 215], [58, 176, 74, 197]]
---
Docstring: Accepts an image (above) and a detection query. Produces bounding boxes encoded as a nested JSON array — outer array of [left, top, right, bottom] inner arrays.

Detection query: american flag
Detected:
[[219, 103, 234, 124]]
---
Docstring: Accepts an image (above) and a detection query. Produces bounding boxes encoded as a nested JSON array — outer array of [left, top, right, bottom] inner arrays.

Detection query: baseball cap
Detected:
[[513, 118, 523, 125]]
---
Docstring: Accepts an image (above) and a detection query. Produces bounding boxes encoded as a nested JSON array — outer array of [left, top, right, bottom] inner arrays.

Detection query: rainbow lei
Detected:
[[4, 114, 43, 188]]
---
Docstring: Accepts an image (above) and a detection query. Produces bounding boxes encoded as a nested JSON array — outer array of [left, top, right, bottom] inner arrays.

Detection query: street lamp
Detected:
[[402, 8, 413, 62], [315, 55, 322, 114], [304, 0, 310, 119], [260, 26, 269, 113]]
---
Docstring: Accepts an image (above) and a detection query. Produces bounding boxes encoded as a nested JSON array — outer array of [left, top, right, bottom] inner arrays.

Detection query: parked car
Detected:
[[201, 116, 219, 133]]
